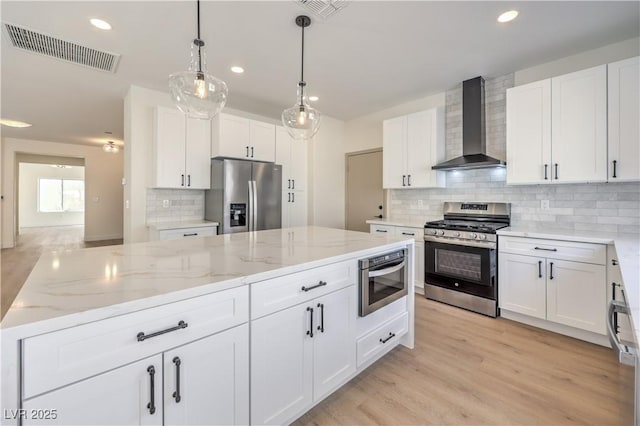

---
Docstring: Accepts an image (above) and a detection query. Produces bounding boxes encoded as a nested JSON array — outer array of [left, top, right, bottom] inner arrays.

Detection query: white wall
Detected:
[[1, 138, 123, 247], [19, 163, 85, 228]]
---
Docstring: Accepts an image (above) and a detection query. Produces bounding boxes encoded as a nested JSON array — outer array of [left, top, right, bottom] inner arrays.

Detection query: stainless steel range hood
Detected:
[[432, 76, 505, 171]]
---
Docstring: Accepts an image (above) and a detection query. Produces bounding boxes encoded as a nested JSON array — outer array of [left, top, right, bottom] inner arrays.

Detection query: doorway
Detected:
[[345, 149, 384, 232]]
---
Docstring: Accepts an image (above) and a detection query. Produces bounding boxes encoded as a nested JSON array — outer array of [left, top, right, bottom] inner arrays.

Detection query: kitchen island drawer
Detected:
[[158, 226, 217, 240], [356, 312, 408, 368], [370, 224, 395, 235], [499, 236, 606, 265], [251, 260, 355, 319], [22, 285, 248, 399]]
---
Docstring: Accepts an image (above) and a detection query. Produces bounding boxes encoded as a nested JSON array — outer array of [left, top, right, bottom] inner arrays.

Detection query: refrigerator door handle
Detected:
[[252, 180, 258, 231], [248, 180, 254, 232]]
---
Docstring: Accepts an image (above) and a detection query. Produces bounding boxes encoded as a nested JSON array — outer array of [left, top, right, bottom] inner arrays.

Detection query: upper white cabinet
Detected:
[[608, 56, 640, 181], [507, 65, 607, 184], [276, 126, 308, 227], [382, 108, 445, 189], [212, 113, 276, 162], [153, 106, 212, 189]]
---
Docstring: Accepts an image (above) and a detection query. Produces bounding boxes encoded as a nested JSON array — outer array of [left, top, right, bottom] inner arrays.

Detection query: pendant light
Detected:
[[102, 141, 119, 153], [282, 15, 321, 140], [169, 0, 228, 120]]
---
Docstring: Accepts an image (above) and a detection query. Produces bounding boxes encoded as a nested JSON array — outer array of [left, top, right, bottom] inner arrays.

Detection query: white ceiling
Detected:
[[1, 1, 638, 147]]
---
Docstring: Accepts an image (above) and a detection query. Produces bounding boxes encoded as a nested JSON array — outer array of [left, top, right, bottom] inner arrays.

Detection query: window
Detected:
[[38, 179, 85, 212]]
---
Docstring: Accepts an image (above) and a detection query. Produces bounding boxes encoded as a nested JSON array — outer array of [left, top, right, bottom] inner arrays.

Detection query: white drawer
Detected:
[[158, 226, 217, 240], [23, 286, 248, 399], [356, 312, 408, 368], [356, 296, 407, 338], [499, 236, 606, 265], [251, 260, 355, 319], [370, 224, 394, 235], [395, 226, 424, 241]]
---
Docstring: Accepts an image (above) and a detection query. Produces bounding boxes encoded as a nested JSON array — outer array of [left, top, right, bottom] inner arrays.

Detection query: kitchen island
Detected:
[[1, 226, 415, 425]]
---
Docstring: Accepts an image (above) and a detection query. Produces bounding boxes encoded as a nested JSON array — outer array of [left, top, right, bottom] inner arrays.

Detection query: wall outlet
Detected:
[[541, 200, 550, 210], [417, 199, 424, 206], [162, 199, 170, 208]]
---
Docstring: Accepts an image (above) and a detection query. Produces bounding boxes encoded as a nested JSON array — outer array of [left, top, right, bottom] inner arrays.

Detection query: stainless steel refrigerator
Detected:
[[205, 158, 282, 234]]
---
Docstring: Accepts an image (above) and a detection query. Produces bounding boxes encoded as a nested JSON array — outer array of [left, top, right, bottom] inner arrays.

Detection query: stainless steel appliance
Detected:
[[359, 249, 408, 316], [205, 158, 282, 234], [607, 282, 636, 366], [424, 202, 511, 317]]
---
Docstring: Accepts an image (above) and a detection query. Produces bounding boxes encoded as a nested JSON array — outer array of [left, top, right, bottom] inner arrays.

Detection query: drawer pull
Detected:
[[375, 229, 388, 233], [147, 366, 156, 415], [306, 306, 314, 338], [183, 233, 198, 237], [301, 281, 327, 292], [317, 303, 324, 333], [549, 262, 554, 280], [534, 247, 557, 252], [172, 357, 182, 403], [380, 332, 395, 344], [137, 320, 188, 342], [612, 160, 617, 178], [401, 232, 415, 236]]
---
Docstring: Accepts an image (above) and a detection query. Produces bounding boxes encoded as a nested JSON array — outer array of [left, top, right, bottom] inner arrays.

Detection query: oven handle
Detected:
[[424, 236, 496, 249], [368, 260, 406, 278]]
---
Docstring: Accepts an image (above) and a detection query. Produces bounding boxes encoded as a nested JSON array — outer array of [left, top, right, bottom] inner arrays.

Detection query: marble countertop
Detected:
[[366, 217, 429, 228], [498, 226, 640, 344], [147, 220, 219, 231], [1, 226, 412, 335]]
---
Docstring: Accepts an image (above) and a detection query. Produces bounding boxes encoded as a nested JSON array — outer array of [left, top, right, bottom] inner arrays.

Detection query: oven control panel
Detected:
[[424, 228, 497, 243]]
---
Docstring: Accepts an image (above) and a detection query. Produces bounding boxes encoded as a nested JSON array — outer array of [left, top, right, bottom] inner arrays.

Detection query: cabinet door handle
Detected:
[[288, 179, 291, 189], [301, 281, 327, 292], [317, 303, 324, 333], [183, 233, 198, 237], [251, 146, 254, 158], [380, 332, 395, 344], [288, 192, 291, 203], [172, 357, 182, 403], [376, 229, 388, 233], [306, 306, 314, 338], [292, 179, 295, 190], [407, 174, 411, 186], [181, 174, 185, 187], [534, 246, 557, 252], [146, 366, 156, 415], [538, 260, 542, 278], [187, 175, 191, 187], [554, 163, 559, 180], [137, 320, 188, 342], [402, 175, 406, 186], [291, 192, 295, 203], [612, 259, 618, 266], [549, 262, 554, 280], [246, 146, 249, 157], [544, 164, 548, 180], [612, 160, 617, 178], [401, 232, 415, 236]]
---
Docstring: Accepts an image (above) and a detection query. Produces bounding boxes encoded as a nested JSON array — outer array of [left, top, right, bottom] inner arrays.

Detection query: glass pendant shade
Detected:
[[282, 83, 321, 140], [169, 42, 228, 120]]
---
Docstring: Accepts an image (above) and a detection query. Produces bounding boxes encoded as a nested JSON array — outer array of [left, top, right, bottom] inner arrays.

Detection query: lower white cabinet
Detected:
[[251, 286, 356, 425], [499, 253, 546, 319]]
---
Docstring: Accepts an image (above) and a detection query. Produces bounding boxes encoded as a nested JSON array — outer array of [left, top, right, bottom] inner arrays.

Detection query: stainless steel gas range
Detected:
[[423, 202, 511, 317]]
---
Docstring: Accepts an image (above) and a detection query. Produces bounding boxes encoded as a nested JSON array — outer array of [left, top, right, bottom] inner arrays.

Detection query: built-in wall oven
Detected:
[[359, 249, 408, 316]]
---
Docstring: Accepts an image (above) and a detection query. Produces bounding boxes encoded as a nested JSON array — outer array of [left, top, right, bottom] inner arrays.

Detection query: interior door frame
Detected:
[[344, 148, 386, 231]]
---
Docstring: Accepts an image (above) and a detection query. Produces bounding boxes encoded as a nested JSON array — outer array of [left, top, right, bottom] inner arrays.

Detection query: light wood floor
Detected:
[[295, 297, 635, 426], [1, 226, 122, 319]]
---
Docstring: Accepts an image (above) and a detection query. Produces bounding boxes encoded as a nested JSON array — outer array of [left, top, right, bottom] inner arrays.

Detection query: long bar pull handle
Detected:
[[613, 160, 617, 178], [554, 163, 559, 180], [549, 262, 554, 280], [292, 179, 295, 190], [172, 357, 182, 403], [187, 175, 191, 187], [147, 366, 156, 415], [137, 320, 188, 342], [288, 192, 291, 202], [544, 164, 548, 180], [306, 306, 314, 338], [317, 303, 324, 333], [402, 175, 406, 187], [407, 175, 411, 186], [288, 179, 291, 189], [401, 232, 415, 236], [183, 233, 198, 237], [246, 146, 249, 157], [181, 174, 185, 187], [292, 192, 295, 203], [251, 147, 254, 158], [301, 281, 327, 292], [376, 229, 388, 233], [380, 332, 395, 344], [534, 247, 557, 252], [538, 261, 542, 278]]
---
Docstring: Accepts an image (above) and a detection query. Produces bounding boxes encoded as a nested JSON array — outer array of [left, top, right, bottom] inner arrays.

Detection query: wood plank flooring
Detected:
[[295, 298, 635, 425], [1, 226, 122, 319]]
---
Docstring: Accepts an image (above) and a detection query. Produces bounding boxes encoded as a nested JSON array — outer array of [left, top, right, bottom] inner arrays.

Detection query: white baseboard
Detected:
[[84, 234, 123, 242]]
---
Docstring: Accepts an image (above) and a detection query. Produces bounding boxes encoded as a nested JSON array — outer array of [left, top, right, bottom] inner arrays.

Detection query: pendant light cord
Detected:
[[299, 23, 305, 106], [196, 0, 203, 74]]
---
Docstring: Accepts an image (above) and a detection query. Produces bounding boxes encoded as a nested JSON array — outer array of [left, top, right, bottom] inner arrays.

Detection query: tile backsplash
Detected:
[[388, 73, 640, 233], [146, 189, 204, 224]]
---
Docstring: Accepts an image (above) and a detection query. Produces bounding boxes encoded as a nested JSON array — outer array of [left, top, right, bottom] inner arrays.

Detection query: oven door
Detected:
[[424, 240, 496, 299], [359, 257, 408, 316]]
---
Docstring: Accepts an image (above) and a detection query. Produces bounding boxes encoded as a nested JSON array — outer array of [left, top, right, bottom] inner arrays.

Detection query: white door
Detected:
[[506, 79, 552, 185], [551, 65, 607, 183], [313, 286, 357, 401], [289, 190, 307, 227], [22, 355, 162, 426], [498, 253, 546, 319], [608, 56, 640, 182], [406, 110, 435, 188], [251, 303, 313, 425], [215, 114, 251, 159], [289, 137, 307, 191], [164, 324, 249, 426], [154, 106, 186, 188], [546, 259, 606, 334], [382, 115, 406, 189], [250, 120, 276, 162], [185, 117, 212, 189]]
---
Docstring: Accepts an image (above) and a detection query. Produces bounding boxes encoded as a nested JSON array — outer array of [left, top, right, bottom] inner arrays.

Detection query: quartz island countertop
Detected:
[[1, 226, 413, 335]]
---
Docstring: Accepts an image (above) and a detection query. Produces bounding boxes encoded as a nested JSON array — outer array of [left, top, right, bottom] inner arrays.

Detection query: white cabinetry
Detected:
[[499, 236, 607, 336], [149, 225, 218, 241], [369, 224, 424, 292], [212, 113, 275, 162], [276, 126, 307, 227], [153, 107, 212, 189], [608, 56, 640, 181], [382, 108, 445, 189]]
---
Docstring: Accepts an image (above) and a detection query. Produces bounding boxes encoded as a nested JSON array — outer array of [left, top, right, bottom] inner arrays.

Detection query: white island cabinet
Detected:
[[1, 227, 415, 426]]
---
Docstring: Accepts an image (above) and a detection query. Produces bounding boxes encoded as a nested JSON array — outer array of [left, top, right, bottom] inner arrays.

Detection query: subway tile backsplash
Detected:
[[146, 189, 204, 224]]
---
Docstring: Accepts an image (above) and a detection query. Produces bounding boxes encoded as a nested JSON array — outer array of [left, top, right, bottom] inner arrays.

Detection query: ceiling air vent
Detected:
[[295, 0, 350, 19], [3, 23, 121, 73]]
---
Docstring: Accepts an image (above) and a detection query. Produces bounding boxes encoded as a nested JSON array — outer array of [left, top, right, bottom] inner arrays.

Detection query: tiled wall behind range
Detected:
[[388, 73, 640, 233], [146, 189, 205, 224]]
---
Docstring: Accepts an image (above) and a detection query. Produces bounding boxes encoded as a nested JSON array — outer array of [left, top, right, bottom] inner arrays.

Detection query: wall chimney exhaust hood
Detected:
[[432, 76, 505, 171]]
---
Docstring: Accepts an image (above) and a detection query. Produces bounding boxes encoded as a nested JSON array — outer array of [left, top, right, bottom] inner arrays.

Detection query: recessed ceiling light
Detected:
[[0, 119, 32, 128], [309, 96, 319, 102], [230, 66, 244, 74], [90, 18, 112, 30], [497, 10, 519, 23]]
